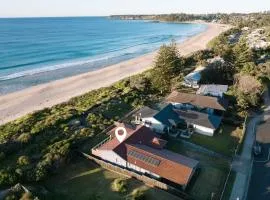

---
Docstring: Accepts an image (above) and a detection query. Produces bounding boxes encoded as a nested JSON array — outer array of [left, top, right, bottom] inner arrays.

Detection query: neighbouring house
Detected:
[[196, 84, 228, 97], [165, 91, 228, 136], [134, 104, 179, 134], [166, 91, 228, 114], [92, 123, 199, 189], [182, 66, 205, 88]]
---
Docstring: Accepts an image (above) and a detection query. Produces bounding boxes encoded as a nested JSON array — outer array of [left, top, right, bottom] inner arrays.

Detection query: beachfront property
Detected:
[[196, 84, 228, 97], [133, 91, 227, 137], [91, 123, 199, 189], [165, 91, 228, 136]]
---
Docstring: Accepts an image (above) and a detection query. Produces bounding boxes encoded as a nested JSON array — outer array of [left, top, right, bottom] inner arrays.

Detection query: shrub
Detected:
[[0, 169, 17, 186], [17, 156, 30, 166], [4, 194, 17, 200], [131, 189, 146, 200], [17, 133, 32, 144], [111, 178, 128, 193]]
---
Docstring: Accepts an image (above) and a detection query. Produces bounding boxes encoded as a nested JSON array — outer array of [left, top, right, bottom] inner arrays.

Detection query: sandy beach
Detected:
[[0, 22, 231, 125]]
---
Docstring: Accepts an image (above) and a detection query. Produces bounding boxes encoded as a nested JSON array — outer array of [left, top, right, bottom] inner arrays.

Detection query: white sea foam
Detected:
[[0, 44, 155, 81]]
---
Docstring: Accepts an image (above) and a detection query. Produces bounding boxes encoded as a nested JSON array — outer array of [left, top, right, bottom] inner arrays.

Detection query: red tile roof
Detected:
[[95, 123, 199, 186], [124, 144, 198, 186]]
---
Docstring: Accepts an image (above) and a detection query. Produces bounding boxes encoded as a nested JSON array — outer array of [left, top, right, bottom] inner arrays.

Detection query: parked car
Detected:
[[253, 144, 262, 156]]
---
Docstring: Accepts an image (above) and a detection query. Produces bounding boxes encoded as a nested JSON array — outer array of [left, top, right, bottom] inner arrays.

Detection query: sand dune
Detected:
[[0, 22, 231, 125]]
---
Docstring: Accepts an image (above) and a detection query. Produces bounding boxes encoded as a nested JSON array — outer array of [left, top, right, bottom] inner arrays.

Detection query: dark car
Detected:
[[253, 144, 262, 156]]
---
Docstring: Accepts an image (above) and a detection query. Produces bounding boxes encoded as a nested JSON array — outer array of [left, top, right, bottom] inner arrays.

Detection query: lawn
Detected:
[[221, 171, 236, 200], [42, 158, 182, 200], [188, 124, 243, 156], [167, 140, 230, 200]]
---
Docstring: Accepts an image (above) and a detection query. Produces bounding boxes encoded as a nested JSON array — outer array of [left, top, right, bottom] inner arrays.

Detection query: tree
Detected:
[[150, 41, 182, 94], [233, 74, 263, 109], [233, 38, 255, 71], [200, 61, 235, 84]]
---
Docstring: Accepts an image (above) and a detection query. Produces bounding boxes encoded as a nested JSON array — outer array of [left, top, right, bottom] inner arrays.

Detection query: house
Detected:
[[134, 98, 225, 137], [166, 91, 228, 114], [173, 109, 222, 136], [165, 91, 228, 136], [134, 104, 180, 134], [196, 84, 228, 97], [92, 123, 199, 189], [182, 66, 205, 88]]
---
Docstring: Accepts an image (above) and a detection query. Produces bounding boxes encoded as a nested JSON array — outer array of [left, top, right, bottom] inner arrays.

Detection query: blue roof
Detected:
[[153, 104, 181, 127]]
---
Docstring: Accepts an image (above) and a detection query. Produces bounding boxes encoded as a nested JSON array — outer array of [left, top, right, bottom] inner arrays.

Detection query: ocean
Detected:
[[0, 17, 207, 94]]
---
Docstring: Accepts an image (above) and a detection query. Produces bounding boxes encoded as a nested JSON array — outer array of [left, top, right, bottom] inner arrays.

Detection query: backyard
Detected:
[[187, 124, 244, 156], [167, 139, 231, 200], [42, 158, 182, 200]]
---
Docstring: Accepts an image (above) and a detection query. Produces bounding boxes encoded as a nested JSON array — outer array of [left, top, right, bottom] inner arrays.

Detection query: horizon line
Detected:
[[0, 10, 269, 19]]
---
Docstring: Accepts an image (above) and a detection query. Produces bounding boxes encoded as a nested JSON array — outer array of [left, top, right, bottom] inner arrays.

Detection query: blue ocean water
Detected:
[[0, 17, 206, 94]]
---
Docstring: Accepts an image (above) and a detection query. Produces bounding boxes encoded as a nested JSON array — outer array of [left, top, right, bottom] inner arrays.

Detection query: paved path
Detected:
[[230, 115, 259, 200]]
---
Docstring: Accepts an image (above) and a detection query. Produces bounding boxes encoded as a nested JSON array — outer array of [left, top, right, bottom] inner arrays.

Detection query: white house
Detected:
[[196, 84, 228, 97], [166, 91, 228, 136], [91, 123, 199, 189], [134, 104, 181, 134]]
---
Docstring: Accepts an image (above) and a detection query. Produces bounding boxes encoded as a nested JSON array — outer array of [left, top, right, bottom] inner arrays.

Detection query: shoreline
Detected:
[[0, 22, 231, 125]]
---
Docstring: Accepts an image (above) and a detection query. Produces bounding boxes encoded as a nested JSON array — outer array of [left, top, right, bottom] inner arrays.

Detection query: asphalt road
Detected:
[[247, 99, 270, 200]]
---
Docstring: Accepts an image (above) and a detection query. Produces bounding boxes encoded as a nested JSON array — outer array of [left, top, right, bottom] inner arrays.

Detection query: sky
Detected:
[[0, 0, 269, 18]]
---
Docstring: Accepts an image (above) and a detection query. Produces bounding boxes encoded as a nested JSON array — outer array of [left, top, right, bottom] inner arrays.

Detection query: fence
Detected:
[[219, 115, 248, 200], [80, 151, 192, 200]]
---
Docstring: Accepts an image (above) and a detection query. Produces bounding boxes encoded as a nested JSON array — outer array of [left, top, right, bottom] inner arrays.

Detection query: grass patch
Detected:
[[42, 158, 181, 200], [188, 166, 229, 200], [221, 171, 236, 200], [167, 139, 230, 200], [97, 100, 133, 119], [189, 124, 243, 156]]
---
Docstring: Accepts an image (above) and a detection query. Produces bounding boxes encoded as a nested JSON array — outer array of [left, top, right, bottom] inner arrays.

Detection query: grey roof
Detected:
[[136, 106, 159, 118], [173, 109, 222, 129]]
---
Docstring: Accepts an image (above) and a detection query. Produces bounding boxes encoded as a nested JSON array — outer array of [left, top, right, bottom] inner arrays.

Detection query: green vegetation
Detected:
[[150, 42, 182, 94], [41, 158, 179, 200], [111, 178, 128, 193], [1, 12, 270, 199], [189, 125, 243, 156], [222, 171, 236, 200], [167, 139, 230, 200], [111, 12, 270, 28], [205, 25, 270, 112], [0, 79, 158, 187]]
